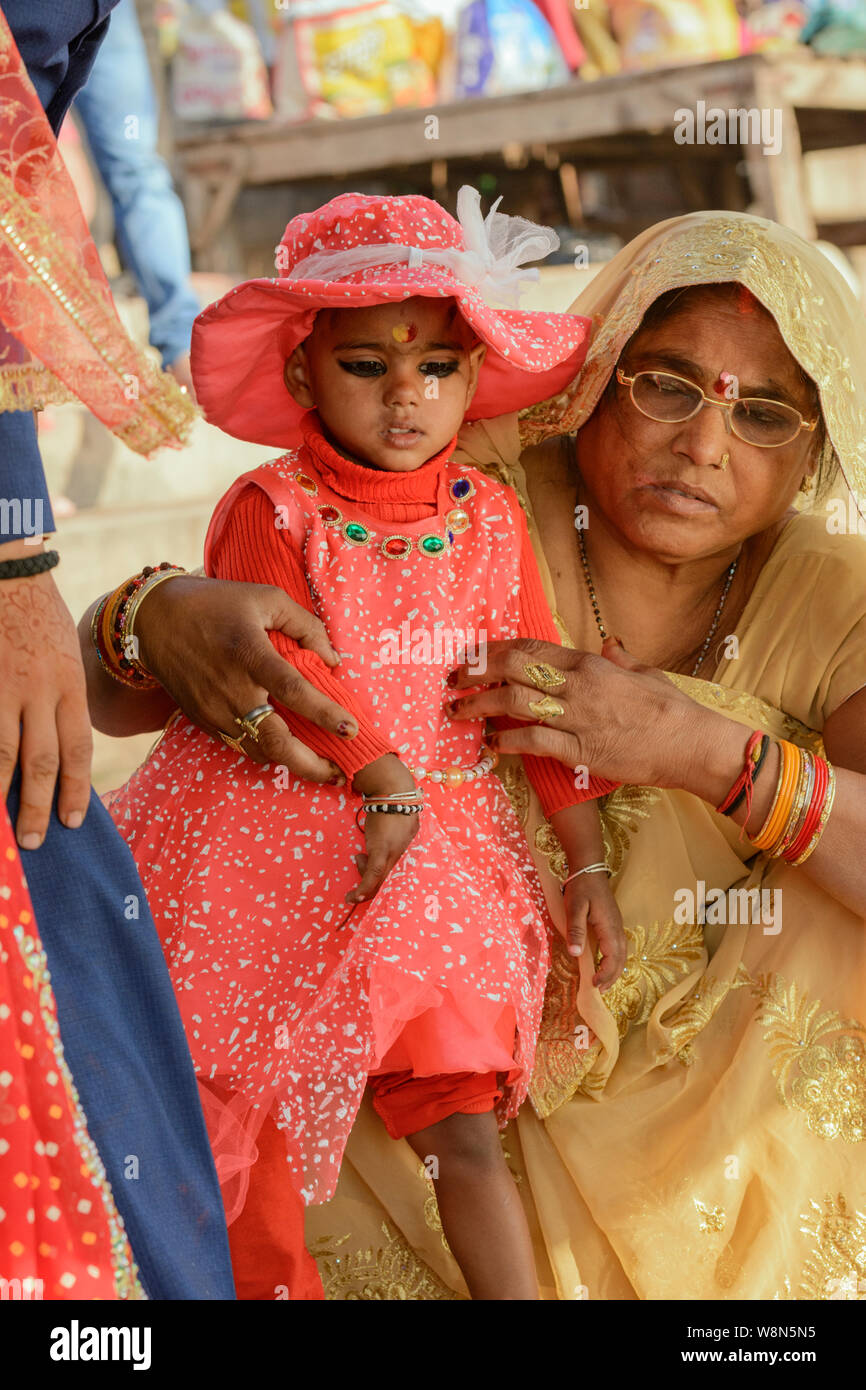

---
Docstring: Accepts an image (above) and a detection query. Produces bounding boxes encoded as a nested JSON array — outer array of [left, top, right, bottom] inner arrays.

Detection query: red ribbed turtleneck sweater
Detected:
[[210, 411, 611, 817]]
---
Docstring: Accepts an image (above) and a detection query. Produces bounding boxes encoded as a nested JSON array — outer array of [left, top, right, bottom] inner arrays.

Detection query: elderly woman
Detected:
[[82, 211, 866, 1301]]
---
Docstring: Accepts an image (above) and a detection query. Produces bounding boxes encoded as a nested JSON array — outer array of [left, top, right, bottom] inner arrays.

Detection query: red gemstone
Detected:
[[383, 536, 412, 558], [319, 505, 340, 523]]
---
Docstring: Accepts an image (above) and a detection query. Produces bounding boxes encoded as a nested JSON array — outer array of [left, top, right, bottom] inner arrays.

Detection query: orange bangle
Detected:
[[751, 740, 800, 852], [768, 741, 803, 851]]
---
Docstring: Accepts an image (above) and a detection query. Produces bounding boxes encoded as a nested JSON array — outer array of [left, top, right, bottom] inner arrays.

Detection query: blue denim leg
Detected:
[[74, 0, 201, 366], [8, 770, 235, 1299]]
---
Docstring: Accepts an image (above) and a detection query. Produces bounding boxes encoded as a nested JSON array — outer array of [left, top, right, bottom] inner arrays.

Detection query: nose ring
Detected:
[[718, 452, 730, 471]]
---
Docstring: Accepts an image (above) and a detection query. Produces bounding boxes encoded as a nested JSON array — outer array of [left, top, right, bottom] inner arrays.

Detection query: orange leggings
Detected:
[[367, 1069, 503, 1138], [228, 1071, 501, 1299]]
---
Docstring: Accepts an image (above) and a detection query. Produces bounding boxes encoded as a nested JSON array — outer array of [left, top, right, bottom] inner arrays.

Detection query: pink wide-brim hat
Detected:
[[191, 188, 592, 447]]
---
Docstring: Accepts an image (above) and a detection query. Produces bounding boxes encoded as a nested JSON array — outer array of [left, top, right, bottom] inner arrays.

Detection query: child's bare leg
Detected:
[[406, 1111, 539, 1300]]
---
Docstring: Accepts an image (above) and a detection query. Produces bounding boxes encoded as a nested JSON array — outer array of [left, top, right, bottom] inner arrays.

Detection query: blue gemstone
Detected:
[[451, 479, 471, 499]]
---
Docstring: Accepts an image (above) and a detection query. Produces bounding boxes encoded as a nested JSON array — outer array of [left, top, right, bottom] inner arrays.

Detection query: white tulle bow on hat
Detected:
[[285, 185, 560, 308]]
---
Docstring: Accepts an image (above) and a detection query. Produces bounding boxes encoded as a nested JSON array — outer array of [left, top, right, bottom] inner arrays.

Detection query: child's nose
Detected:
[[383, 361, 421, 407]]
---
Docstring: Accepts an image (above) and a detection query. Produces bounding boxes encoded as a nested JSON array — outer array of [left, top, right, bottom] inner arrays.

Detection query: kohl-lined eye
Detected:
[[339, 359, 386, 377], [419, 360, 460, 378]]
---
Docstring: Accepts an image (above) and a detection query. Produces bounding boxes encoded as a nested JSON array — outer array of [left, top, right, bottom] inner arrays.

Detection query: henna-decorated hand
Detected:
[[0, 546, 92, 848]]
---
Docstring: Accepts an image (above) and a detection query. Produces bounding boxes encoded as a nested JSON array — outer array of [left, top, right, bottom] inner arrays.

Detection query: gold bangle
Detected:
[[771, 748, 814, 859], [791, 763, 837, 866], [125, 567, 187, 673]]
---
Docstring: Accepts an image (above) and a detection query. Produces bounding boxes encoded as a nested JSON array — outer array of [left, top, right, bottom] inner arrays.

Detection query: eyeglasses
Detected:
[[615, 368, 818, 449]]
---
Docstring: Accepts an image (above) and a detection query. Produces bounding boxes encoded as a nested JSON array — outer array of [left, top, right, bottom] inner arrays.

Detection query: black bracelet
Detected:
[[0, 549, 59, 580], [354, 802, 423, 832], [722, 734, 770, 816]]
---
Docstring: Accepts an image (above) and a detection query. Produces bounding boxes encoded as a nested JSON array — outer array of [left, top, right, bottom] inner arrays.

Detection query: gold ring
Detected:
[[218, 730, 247, 755], [528, 695, 565, 722], [523, 661, 568, 691], [234, 704, 276, 743]]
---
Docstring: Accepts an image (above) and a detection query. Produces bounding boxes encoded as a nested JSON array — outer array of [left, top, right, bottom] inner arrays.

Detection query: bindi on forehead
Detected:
[[392, 322, 418, 342]]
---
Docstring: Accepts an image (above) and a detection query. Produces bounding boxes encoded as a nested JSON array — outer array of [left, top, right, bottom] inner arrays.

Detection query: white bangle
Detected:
[[561, 862, 610, 894]]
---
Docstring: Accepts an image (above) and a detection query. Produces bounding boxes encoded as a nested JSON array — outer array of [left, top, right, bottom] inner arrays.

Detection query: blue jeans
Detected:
[[75, 0, 201, 366]]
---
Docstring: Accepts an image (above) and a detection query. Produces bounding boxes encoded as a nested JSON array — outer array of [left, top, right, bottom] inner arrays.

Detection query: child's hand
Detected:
[[347, 809, 419, 904], [562, 871, 627, 991], [348, 754, 419, 904]]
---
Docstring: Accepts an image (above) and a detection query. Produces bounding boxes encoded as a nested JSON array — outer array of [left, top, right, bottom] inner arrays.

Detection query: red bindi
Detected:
[[392, 322, 418, 343]]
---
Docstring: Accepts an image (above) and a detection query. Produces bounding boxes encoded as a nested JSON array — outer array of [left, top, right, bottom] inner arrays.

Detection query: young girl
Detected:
[[107, 188, 625, 1300]]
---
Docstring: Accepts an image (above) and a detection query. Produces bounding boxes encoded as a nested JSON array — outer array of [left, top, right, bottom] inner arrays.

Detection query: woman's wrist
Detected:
[[134, 572, 202, 675], [677, 708, 782, 833], [676, 703, 754, 804]]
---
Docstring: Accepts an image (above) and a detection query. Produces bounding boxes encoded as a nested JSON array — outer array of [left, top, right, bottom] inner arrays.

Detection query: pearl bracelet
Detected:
[[409, 746, 498, 787]]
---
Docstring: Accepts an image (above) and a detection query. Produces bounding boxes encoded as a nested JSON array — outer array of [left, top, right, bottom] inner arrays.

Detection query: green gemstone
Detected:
[[420, 535, 445, 555], [344, 523, 370, 544]]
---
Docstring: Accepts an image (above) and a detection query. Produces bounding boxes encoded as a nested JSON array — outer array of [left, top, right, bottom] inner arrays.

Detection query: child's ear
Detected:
[[463, 339, 487, 407], [283, 342, 315, 407]]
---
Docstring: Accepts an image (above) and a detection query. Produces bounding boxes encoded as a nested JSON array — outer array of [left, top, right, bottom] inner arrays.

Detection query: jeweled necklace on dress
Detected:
[[575, 515, 740, 679]]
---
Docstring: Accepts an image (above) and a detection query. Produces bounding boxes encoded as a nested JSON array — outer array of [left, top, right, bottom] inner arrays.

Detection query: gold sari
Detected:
[[304, 214, 866, 1301]]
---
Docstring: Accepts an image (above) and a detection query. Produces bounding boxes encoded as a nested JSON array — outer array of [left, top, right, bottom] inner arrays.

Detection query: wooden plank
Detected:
[[174, 55, 769, 185], [804, 146, 866, 222], [772, 54, 866, 110], [173, 56, 866, 189], [742, 66, 816, 238]]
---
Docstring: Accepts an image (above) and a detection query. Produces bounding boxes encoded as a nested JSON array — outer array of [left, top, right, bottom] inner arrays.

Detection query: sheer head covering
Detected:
[[518, 210, 866, 521], [0, 10, 195, 454]]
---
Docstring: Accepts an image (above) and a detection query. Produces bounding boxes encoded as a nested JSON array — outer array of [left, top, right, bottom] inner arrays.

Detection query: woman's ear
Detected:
[[284, 342, 315, 407], [463, 340, 487, 407]]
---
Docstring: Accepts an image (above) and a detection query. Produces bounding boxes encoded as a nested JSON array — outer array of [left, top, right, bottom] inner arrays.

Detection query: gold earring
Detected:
[[799, 473, 816, 495], [718, 452, 730, 471]]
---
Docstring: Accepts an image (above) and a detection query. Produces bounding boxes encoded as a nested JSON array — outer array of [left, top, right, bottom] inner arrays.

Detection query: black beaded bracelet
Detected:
[[354, 802, 423, 832], [0, 549, 59, 580]]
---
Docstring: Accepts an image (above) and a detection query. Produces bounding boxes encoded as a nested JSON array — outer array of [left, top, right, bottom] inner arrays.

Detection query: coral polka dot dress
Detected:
[[108, 412, 612, 1206]]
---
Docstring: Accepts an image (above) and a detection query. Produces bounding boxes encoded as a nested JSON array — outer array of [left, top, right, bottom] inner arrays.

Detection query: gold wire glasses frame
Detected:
[[615, 367, 819, 448]]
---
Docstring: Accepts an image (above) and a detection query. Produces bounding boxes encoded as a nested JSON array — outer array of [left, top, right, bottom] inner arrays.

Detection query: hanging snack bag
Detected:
[[171, 2, 273, 121], [455, 0, 570, 98], [607, 0, 741, 70], [274, 0, 440, 120]]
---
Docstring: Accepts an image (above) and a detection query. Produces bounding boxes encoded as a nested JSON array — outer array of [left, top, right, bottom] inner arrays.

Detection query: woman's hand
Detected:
[[81, 575, 360, 784], [1, 559, 93, 848], [446, 635, 721, 792]]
